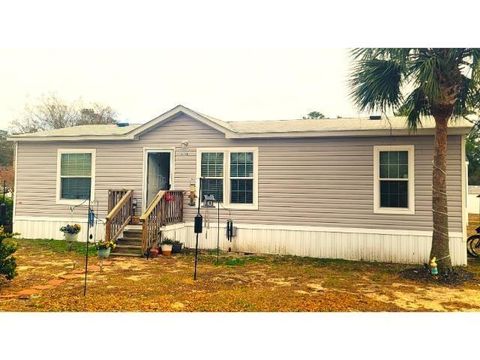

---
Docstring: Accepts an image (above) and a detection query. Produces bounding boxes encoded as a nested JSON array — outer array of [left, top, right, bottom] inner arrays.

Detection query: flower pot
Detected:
[[161, 244, 173, 256], [64, 233, 78, 242], [64, 233, 78, 250], [98, 248, 111, 259], [149, 247, 159, 258], [172, 243, 183, 254]]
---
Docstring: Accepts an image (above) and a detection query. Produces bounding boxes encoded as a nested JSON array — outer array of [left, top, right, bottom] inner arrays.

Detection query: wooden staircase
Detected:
[[105, 189, 184, 258], [110, 226, 143, 257]]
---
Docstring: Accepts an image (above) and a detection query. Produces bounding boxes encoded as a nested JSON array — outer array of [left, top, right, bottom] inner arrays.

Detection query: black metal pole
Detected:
[[216, 198, 220, 264], [194, 178, 202, 280], [194, 234, 199, 280], [83, 196, 91, 296]]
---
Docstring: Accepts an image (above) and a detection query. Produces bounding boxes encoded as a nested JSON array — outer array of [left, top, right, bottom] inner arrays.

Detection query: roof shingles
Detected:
[[8, 105, 473, 140]]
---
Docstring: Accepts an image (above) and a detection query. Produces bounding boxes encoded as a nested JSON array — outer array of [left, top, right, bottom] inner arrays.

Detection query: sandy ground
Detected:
[[1, 239, 480, 312]]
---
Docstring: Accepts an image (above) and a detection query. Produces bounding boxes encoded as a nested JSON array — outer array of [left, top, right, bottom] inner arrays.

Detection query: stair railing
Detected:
[[105, 190, 134, 243], [108, 189, 130, 213], [140, 190, 184, 254]]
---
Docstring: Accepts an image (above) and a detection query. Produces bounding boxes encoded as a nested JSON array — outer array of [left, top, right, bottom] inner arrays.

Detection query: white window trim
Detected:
[[373, 145, 415, 215], [56, 149, 96, 205], [196, 147, 259, 210]]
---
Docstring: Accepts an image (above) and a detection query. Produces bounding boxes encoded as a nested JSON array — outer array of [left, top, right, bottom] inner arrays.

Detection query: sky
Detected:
[[0, 48, 361, 130]]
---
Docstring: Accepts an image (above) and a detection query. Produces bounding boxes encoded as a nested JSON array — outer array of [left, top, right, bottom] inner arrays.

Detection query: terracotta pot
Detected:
[[161, 244, 173, 256], [149, 247, 159, 258]]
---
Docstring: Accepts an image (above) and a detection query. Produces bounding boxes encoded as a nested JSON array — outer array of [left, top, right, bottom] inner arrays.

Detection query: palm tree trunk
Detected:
[[430, 116, 453, 273]]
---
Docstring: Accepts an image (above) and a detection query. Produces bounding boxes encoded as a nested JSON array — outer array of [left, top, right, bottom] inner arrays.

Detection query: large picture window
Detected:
[[197, 148, 258, 209], [57, 149, 95, 204], [374, 145, 414, 214]]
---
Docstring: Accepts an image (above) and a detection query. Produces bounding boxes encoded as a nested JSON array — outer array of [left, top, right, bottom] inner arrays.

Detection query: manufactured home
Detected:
[[9, 105, 472, 265]]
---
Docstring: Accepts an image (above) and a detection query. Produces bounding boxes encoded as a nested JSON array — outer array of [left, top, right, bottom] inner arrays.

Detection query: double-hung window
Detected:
[[198, 148, 258, 209], [57, 149, 95, 204], [230, 152, 254, 204], [373, 145, 414, 214], [200, 152, 224, 202]]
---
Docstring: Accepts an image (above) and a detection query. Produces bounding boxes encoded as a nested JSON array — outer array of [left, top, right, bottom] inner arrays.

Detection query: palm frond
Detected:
[[468, 48, 480, 87], [398, 87, 430, 131], [453, 75, 475, 117], [350, 58, 404, 112], [409, 49, 441, 102], [351, 48, 412, 62]]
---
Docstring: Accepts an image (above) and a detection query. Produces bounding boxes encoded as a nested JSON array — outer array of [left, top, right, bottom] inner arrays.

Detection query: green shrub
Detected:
[[0, 196, 13, 231], [0, 226, 17, 281]]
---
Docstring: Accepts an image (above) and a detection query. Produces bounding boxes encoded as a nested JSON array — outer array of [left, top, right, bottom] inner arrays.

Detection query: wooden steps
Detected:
[[110, 226, 143, 258], [105, 189, 184, 258]]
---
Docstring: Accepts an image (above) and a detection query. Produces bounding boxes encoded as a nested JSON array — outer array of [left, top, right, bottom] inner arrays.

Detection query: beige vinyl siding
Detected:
[[15, 114, 463, 233]]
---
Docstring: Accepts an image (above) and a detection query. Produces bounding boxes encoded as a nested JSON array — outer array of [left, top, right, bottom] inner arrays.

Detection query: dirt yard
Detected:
[[1, 238, 480, 312]]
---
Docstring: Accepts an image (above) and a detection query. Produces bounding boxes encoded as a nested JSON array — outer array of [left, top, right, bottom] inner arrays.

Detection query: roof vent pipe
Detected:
[[369, 115, 382, 120]]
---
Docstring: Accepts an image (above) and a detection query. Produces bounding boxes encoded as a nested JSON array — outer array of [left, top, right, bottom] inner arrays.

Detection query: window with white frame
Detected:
[[230, 152, 254, 204], [200, 152, 224, 202], [198, 148, 258, 209], [374, 145, 414, 214], [57, 150, 95, 203]]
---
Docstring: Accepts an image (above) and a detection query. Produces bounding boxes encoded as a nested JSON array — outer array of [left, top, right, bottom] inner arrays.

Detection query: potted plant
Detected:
[[160, 238, 175, 256], [96, 240, 116, 258], [172, 240, 184, 254], [60, 224, 81, 250], [149, 244, 159, 258]]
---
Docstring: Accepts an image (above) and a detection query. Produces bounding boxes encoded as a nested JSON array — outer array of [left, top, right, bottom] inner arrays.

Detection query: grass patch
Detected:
[[224, 258, 245, 266], [4, 239, 480, 311], [15, 238, 97, 256]]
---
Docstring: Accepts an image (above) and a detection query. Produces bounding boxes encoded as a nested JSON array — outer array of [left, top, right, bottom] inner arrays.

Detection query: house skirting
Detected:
[[14, 216, 467, 266], [14, 216, 105, 244]]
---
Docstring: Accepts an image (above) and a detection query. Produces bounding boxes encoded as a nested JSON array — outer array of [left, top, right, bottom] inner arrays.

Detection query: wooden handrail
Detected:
[[105, 190, 134, 243], [140, 190, 166, 221], [140, 190, 184, 254], [108, 189, 130, 213], [106, 190, 133, 220]]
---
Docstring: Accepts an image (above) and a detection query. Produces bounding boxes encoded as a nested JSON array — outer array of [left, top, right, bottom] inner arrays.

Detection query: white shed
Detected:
[[468, 186, 480, 215]]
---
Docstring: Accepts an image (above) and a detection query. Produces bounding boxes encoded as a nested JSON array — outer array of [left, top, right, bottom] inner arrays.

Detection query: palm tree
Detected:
[[350, 48, 480, 273]]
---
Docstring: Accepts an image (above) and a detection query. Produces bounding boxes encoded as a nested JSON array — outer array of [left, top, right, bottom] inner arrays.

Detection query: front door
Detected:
[[146, 151, 171, 207]]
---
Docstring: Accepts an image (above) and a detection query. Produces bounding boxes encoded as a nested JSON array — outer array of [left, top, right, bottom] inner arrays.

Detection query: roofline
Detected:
[[8, 105, 238, 142], [127, 105, 237, 139], [225, 126, 472, 139], [7, 104, 473, 142], [7, 135, 133, 142], [8, 125, 471, 142]]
